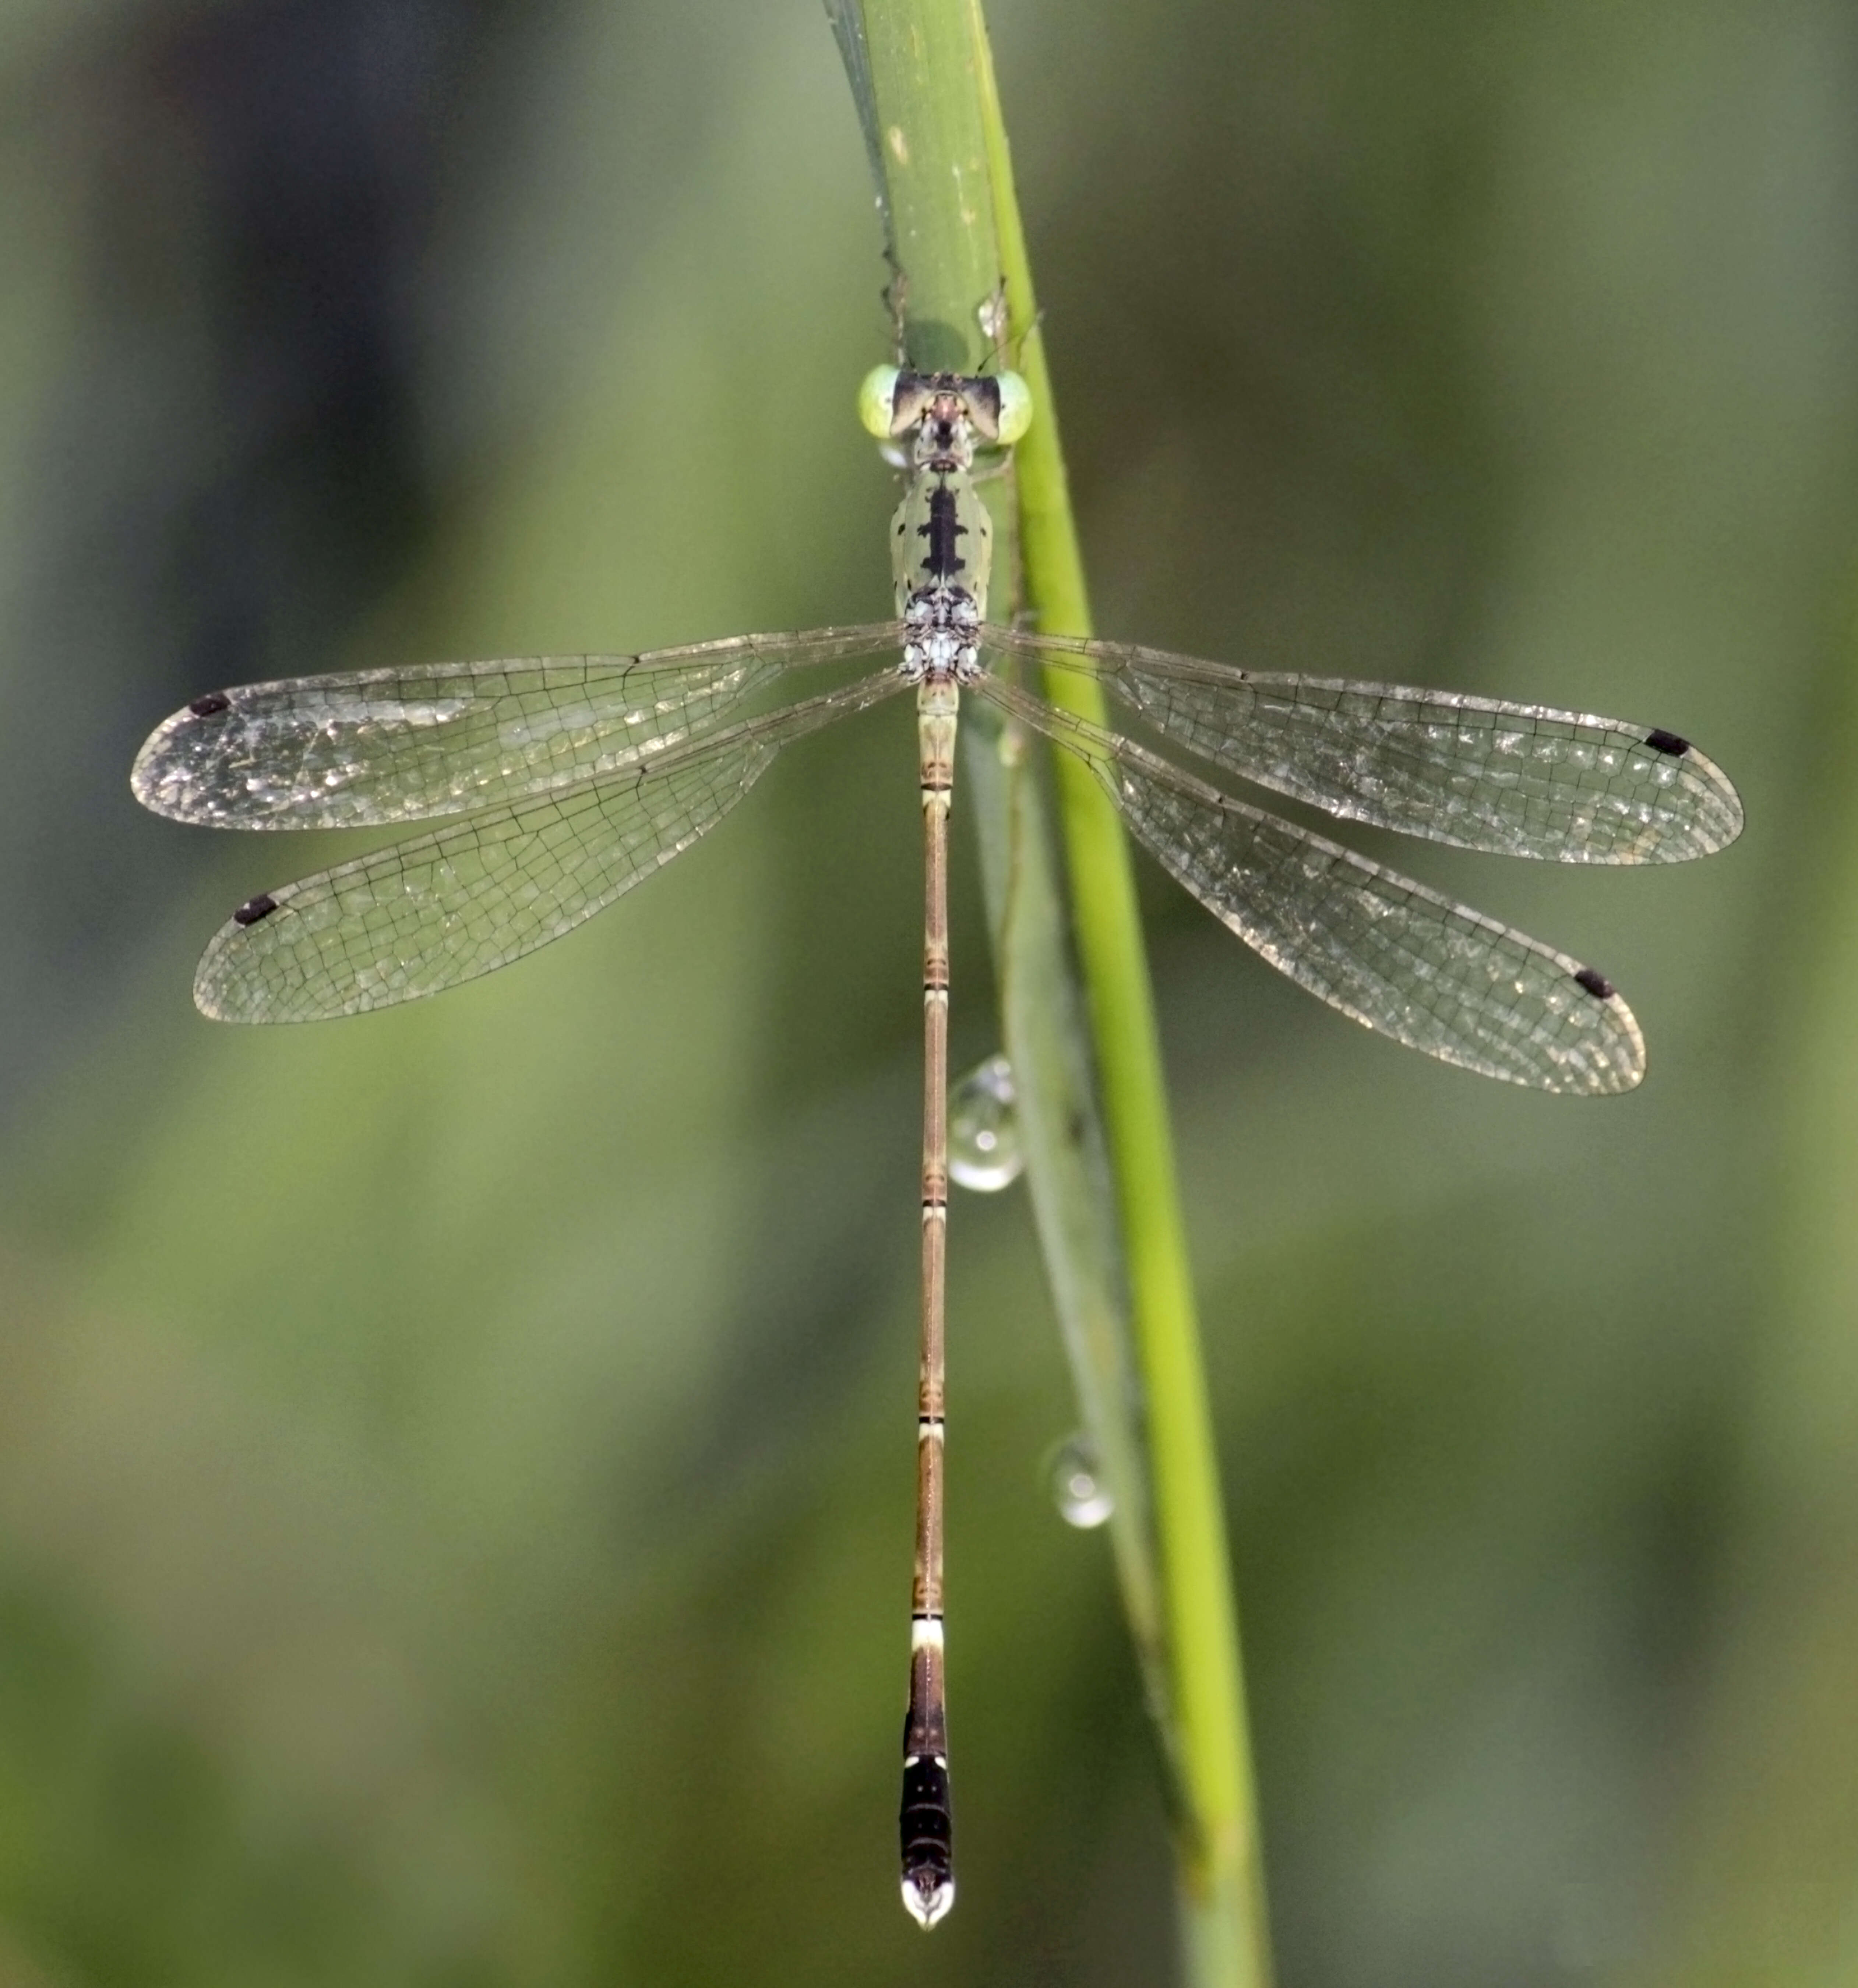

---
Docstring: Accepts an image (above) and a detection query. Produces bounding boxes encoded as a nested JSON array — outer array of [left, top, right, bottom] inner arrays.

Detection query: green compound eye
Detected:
[[858, 365, 902, 439], [992, 371, 1032, 444]]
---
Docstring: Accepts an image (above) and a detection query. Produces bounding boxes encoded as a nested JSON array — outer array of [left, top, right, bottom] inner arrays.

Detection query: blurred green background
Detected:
[[0, 0, 1852, 1981]]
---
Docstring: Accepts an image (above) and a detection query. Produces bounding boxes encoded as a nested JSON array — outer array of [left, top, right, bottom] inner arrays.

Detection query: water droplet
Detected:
[[948, 1054, 1023, 1191], [1047, 1434, 1114, 1529]]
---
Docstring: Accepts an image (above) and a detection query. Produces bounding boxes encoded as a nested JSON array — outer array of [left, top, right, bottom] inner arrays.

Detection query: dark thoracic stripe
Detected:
[[900, 1752, 952, 1890], [919, 483, 966, 584]]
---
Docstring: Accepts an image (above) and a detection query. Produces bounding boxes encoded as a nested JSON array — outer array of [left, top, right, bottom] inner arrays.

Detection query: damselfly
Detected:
[[131, 367, 1743, 1928]]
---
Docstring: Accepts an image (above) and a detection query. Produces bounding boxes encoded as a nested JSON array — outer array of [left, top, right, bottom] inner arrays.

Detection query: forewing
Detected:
[[134, 624, 900, 830], [195, 672, 907, 1023], [990, 629, 1742, 863], [981, 680, 1644, 1094]]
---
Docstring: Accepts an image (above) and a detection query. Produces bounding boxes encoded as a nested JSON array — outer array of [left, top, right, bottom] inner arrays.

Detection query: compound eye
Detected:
[[993, 370, 1033, 444], [857, 365, 902, 438]]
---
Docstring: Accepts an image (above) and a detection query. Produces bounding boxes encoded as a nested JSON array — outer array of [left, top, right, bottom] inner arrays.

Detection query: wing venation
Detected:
[[194, 671, 906, 1022], [988, 628, 1742, 863], [134, 624, 900, 830], [979, 678, 1645, 1094]]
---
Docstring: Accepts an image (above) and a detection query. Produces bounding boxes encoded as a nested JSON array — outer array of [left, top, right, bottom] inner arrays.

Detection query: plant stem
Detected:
[[963, 20, 1271, 1985]]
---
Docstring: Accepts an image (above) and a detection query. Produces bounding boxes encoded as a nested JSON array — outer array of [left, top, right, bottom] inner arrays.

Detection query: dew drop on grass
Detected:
[[948, 1053, 1023, 1191], [1048, 1434, 1114, 1529]]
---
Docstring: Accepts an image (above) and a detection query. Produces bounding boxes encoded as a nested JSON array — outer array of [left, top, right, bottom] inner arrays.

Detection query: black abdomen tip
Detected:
[[1573, 966, 1615, 1000], [232, 893, 279, 927], [188, 692, 232, 718], [900, 1754, 954, 1928], [1644, 727, 1689, 756]]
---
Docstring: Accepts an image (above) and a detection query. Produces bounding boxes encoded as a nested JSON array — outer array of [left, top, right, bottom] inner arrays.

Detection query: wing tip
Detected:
[[128, 718, 180, 815], [131, 700, 225, 821], [1699, 750, 1747, 853], [193, 892, 285, 1024], [1660, 739, 1745, 860], [192, 936, 242, 1024], [191, 967, 233, 1023], [1565, 967, 1646, 1096]]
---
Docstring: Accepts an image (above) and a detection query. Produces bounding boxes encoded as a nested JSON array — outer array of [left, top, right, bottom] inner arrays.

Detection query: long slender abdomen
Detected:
[[902, 678, 957, 1930]]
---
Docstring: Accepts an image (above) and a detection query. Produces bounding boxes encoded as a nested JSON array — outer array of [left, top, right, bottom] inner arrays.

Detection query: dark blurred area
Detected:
[[0, 0, 1854, 1983]]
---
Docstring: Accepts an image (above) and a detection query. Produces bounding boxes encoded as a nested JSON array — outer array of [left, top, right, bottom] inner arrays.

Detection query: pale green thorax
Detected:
[[856, 366, 1030, 626]]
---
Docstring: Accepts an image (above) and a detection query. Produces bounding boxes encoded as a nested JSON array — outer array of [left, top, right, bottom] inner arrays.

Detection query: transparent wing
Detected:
[[987, 628, 1742, 864], [133, 623, 903, 831], [194, 671, 908, 1024], [981, 680, 1645, 1094]]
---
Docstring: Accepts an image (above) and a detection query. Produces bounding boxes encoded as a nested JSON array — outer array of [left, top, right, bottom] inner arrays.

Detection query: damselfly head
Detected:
[[857, 366, 1032, 450]]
